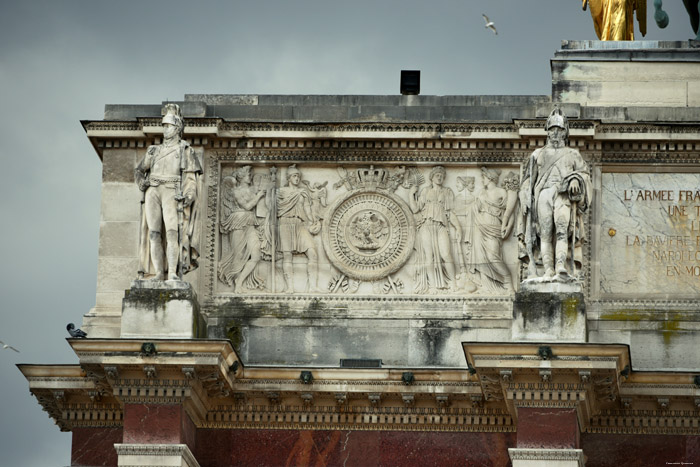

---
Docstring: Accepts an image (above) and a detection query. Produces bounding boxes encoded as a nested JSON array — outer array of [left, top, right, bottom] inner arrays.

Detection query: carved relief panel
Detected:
[[213, 162, 520, 297]]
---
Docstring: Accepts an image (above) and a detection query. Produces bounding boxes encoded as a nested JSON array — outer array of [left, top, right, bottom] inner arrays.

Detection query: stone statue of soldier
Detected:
[[519, 108, 591, 281], [135, 103, 202, 281]]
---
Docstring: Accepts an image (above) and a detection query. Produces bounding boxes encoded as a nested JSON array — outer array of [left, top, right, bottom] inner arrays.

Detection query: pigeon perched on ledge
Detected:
[[0, 340, 20, 353], [67, 323, 87, 338]]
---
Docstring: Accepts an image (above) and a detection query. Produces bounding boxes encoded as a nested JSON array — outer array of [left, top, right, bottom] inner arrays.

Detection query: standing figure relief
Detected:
[[215, 163, 522, 296], [468, 168, 519, 293], [409, 166, 460, 294], [277, 165, 322, 293], [452, 176, 477, 292], [218, 166, 267, 292]]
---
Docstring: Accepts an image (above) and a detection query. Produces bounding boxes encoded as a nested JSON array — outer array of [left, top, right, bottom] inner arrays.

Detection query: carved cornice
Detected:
[[19, 341, 700, 435], [588, 408, 700, 435], [464, 343, 700, 435], [220, 121, 520, 135], [598, 123, 700, 135], [214, 148, 530, 163], [202, 404, 514, 432], [83, 119, 700, 138]]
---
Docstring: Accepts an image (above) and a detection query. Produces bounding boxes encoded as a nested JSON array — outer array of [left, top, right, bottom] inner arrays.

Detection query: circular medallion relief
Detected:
[[322, 190, 415, 281]]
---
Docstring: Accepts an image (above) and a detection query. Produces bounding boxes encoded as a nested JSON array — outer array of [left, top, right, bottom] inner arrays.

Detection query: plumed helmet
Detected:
[[545, 107, 568, 133], [286, 164, 301, 179], [162, 103, 183, 128]]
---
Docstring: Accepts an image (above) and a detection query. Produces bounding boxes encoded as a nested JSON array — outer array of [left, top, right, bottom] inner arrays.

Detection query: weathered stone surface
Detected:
[[600, 172, 700, 296], [100, 182, 141, 222], [98, 221, 138, 257], [512, 291, 586, 342], [104, 104, 161, 120], [97, 257, 140, 293], [115, 443, 200, 467], [102, 148, 137, 183], [552, 41, 700, 108], [121, 281, 205, 339]]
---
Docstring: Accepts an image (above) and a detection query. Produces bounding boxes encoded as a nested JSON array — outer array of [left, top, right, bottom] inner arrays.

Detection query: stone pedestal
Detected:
[[114, 444, 200, 467], [552, 40, 700, 108], [121, 280, 204, 339], [512, 283, 586, 342]]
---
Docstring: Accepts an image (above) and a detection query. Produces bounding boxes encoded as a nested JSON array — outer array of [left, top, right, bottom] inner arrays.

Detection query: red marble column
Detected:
[[516, 407, 579, 449], [122, 404, 196, 452], [71, 427, 123, 466]]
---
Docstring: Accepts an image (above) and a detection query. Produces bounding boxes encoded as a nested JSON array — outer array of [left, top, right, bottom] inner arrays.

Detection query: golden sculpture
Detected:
[[583, 0, 647, 40]]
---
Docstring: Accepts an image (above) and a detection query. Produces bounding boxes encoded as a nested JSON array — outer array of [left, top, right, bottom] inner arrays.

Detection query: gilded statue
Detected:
[[583, 0, 647, 40], [519, 108, 591, 280], [135, 104, 202, 281]]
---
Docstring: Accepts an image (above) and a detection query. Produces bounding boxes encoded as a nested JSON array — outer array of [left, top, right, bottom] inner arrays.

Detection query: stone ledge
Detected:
[[114, 443, 199, 467], [508, 448, 585, 466]]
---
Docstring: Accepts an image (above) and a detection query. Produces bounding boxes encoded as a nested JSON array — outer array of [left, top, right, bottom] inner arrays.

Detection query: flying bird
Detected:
[[482, 14, 498, 35], [0, 340, 20, 353], [67, 323, 88, 338]]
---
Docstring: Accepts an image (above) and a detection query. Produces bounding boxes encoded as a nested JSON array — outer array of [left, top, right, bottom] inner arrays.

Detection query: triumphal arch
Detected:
[[20, 41, 700, 466]]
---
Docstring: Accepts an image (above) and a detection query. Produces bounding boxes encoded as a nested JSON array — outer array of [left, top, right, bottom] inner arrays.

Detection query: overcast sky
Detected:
[[0, 1, 693, 465]]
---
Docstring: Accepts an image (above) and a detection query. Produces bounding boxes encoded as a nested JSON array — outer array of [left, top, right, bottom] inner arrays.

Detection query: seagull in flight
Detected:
[[482, 14, 498, 35], [67, 323, 88, 338], [1, 340, 20, 353]]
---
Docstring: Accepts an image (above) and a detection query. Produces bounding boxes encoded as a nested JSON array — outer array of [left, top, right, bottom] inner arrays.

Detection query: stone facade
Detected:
[[20, 41, 700, 466]]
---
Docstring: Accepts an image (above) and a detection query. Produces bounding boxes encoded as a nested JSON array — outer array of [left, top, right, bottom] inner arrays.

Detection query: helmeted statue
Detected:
[[518, 108, 591, 281], [135, 103, 202, 281]]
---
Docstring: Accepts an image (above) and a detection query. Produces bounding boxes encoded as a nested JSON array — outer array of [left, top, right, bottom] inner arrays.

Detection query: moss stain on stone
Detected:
[[660, 319, 681, 346], [306, 298, 327, 314], [226, 320, 243, 352], [157, 291, 174, 309], [600, 309, 685, 346], [562, 296, 580, 324]]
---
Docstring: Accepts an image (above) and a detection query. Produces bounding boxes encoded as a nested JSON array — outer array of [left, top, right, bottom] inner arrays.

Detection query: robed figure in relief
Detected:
[[470, 168, 519, 292], [218, 166, 267, 292], [135, 103, 202, 281], [277, 165, 321, 293], [519, 108, 591, 280], [410, 166, 460, 294]]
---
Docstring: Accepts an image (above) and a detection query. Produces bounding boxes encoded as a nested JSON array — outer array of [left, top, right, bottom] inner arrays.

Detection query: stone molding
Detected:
[[508, 448, 585, 465], [19, 341, 700, 435], [202, 406, 515, 432], [463, 343, 700, 435], [114, 443, 200, 467]]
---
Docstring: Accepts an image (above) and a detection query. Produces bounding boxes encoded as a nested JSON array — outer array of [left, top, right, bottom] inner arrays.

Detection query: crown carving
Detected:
[[335, 165, 410, 192]]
